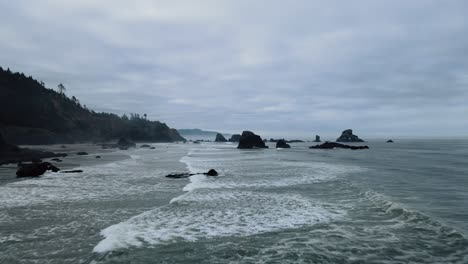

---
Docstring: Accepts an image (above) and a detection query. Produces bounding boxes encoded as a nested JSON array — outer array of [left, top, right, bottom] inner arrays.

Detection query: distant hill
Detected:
[[178, 129, 230, 141], [0, 67, 185, 144]]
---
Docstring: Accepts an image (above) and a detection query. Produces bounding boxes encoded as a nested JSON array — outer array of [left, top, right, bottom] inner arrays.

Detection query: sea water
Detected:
[[1, 140, 468, 263]]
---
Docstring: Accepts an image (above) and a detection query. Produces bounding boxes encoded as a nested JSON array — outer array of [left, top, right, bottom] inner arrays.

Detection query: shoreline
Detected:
[[0, 143, 131, 185]]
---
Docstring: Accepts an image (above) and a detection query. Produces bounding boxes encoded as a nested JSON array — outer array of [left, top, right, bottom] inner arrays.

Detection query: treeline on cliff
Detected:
[[0, 67, 185, 144]]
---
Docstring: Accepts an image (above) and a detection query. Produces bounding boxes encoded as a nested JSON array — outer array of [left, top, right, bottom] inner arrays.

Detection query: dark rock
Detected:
[[193, 140, 201, 144], [117, 137, 136, 148], [76, 152, 88, 155], [140, 144, 151, 148], [16, 162, 60, 177], [0, 132, 67, 165], [51, 158, 62, 162], [166, 169, 219, 178], [237, 131, 268, 149], [150, 147, 156, 149], [60, 145, 67, 148], [287, 140, 304, 143], [229, 134, 241, 142], [310, 142, 369, 150], [387, 140, 394, 143], [95, 156, 101, 159], [165, 173, 196, 179], [215, 133, 228, 142], [336, 129, 364, 142], [62, 170, 83, 173], [276, 139, 291, 148], [204, 169, 218, 176], [313, 135, 321, 142]]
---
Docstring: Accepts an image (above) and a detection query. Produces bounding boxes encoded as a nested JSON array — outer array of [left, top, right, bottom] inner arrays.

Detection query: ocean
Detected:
[[1, 140, 467, 263]]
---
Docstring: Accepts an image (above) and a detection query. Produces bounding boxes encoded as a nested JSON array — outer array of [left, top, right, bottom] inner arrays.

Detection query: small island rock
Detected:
[[310, 142, 369, 150], [215, 133, 228, 142], [276, 139, 291, 148], [237, 131, 268, 149], [229, 134, 241, 142], [313, 135, 321, 142], [336, 129, 364, 142]]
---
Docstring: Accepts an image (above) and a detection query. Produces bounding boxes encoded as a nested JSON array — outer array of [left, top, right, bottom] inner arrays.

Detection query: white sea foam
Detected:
[[93, 191, 343, 252]]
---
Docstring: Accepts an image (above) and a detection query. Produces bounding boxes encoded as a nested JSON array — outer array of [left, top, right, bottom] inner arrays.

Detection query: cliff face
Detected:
[[0, 67, 185, 144]]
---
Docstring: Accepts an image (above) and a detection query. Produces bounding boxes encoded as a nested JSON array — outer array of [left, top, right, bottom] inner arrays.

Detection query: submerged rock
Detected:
[[76, 152, 88, 156], [313, 135, 321, 142], [51, 158, 62, 162], [336, 129, 364, 142], [215, 133, 228, 142], [387, 140, 394, 143], [276, 139, 291, 148], [95, 155, 101, 159], [140, 144, 151, 148], [229, 134, 241, 142], [62, 170, 84, 173], [237, 131, 268, 149], [310, 142, 369, 150], [166, 169, 219, 178], [16, 162, 60, 177]]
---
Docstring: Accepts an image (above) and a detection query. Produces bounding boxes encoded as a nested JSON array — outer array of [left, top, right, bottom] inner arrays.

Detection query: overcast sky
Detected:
[[1, 0, 467, 139]]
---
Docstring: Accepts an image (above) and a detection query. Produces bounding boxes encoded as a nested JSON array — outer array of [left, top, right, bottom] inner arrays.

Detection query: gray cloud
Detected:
[[1, 0, 467, 138]]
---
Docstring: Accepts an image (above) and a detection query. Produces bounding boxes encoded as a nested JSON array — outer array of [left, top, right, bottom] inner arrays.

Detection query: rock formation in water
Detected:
[[229, 134, 241, 142], [16, 162, 60, 177], [310, 142, 369, 150], [276, 139, 291, 148], [166, 169, 218, 178], [215, 133, 228, 142], [0, 132, 67, 165], [237, 131, 268, 149], [387, 139, 394, 143], [313, 135, 321, 142], [336, 129, 364, 142]]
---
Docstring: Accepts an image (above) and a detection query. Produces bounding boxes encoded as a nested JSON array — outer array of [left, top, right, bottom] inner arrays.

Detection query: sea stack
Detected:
[[215, 133, 228, 142], [229, 134, 241, 142], [276, 139, 291, 148], [387, 139, 394, 143], [336, 129, 364, 142], [237, 131, 268, 149], [313, 135, 321, 142]]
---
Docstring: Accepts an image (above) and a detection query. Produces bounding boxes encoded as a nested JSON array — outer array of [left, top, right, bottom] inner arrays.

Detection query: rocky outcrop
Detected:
[[215, 133, 228, 142], [16, 162, 60, 177], [313, 135, 321, 142], [228, 134, 241, 142], [237, 131, 268, 149], [387, 140, 394, 143], [166, 169, 218, 178], [117, 137, 136, 149], [310, 142, 369, 150], [0, 132, 67, 165], [140, 144, 151, 148], [336, 129, 364, 142], [100, 137, 136, 150], [276, 139, 291, 148], [76, 152, 88, 156]]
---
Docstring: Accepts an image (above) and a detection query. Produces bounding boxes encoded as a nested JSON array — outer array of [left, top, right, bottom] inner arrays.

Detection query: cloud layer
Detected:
[[1, 0, 467, 138]]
